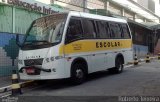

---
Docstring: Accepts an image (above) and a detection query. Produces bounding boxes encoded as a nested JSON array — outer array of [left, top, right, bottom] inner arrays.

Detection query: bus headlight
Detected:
[[45, 56, 63, 63], [50, 57, 54, 61], [46, 58, 50, 63], [45, 57, 54, 63]]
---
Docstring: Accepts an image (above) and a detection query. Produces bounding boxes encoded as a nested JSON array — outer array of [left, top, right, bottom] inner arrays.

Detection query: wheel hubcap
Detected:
[[76, 69, 83, 78], [118, 64, 122, 71]]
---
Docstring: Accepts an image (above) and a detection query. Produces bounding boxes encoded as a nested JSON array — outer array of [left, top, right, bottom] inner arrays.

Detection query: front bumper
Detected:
[[19, 66, 51, 73]]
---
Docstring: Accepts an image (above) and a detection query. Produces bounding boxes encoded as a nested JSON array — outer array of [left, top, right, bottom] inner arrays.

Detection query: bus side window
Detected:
[[66, 18, 83, 43], [109, 23, 116, 38], [121, 24, 131, 39], [105, 22, 111, 38], [109, 23, 122, 39], [96, 21, 109, 39], [82, 19, 96, 39]]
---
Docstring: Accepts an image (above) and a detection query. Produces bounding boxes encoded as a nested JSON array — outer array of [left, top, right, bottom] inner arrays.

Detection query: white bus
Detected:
[[16, 11, 133, 84]]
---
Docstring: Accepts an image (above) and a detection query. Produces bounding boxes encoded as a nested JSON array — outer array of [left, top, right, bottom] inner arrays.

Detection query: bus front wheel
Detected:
[[71, 63, 86, 85]]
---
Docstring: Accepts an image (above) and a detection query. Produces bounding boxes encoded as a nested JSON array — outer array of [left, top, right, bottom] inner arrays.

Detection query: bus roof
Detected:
[[33, 11, 127, 24], [68, 11, 127, 23]]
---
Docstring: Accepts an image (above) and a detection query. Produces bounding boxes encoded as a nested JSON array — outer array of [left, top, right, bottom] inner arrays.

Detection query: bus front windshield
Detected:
[[24, 13, 67, 46]]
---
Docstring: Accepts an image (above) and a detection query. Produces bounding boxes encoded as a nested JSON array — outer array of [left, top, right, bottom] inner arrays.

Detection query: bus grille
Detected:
[[24, 58, 43, 66]]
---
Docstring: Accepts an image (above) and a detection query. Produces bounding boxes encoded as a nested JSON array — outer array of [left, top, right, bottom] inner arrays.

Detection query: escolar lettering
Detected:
[[96, 42, 121, 48]]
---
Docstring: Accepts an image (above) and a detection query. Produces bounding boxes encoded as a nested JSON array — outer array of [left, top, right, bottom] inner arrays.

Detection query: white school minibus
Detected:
[[16, 11, 133, 84]]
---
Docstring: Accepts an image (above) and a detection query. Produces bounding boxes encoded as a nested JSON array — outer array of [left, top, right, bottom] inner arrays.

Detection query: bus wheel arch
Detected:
[[70, 57, 88, 84], [115, 53, 124, 65]]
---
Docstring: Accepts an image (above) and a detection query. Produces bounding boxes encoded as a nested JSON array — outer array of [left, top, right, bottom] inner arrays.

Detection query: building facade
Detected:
[[49, 0, 160, 23], [136, 0, 160, 16]]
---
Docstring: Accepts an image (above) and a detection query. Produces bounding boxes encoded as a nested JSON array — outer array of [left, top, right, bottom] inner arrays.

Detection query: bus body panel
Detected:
[[63, 39, 133, 74]]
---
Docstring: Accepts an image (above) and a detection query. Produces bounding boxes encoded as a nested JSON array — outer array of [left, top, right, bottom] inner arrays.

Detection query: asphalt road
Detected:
[[21, 60, 160, 96]]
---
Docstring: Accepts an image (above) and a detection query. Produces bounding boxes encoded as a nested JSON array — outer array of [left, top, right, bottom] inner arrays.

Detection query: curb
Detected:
[[21, 80, 35, 88], [125, 56, 158, 66], [0, 80, 34, 93]]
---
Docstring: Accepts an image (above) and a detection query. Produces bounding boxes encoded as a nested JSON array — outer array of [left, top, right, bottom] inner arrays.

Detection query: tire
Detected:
[[71, 63, 86, 85], [115, 57, 124, 73], [109, 57, 124, 74]]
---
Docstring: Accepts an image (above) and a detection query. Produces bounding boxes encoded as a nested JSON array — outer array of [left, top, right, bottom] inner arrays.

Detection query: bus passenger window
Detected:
[[82, 19, 96, 38], [66, 19, 83, 42], [109, 23, 115, 38], [121, 24, 130, 39], [96, 21, 109, 38], [105, 22, 111, 38], [109, 23, 122, 39]]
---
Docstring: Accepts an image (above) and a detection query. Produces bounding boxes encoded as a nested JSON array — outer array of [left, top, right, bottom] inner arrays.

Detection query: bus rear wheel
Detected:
[[109, 57, 124, 74], [71, 63, 86, 85], [115, 57, 124, 73]]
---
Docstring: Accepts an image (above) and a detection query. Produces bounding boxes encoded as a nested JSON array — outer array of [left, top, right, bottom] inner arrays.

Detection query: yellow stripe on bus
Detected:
[[59, 39, 132, 55]]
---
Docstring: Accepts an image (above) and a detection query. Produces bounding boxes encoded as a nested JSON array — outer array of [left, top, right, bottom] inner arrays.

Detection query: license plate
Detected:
[[26, 68, 35, 74]]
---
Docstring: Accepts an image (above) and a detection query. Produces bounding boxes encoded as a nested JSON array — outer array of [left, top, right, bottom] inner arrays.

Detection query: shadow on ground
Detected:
[[31, 70, 128, 91]]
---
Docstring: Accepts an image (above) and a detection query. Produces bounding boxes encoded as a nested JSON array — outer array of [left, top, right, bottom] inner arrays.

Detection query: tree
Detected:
[[3, 37, 19, 66]]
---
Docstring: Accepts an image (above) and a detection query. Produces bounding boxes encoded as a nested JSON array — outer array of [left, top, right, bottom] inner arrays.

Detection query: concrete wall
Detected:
[[54, 1, 83, 11], [133, 44, 149, 58], [148, 0, 155, 13], [154, 39, 160, 54], [137, 0, 148, 8], [0, 33, 24, 76]]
